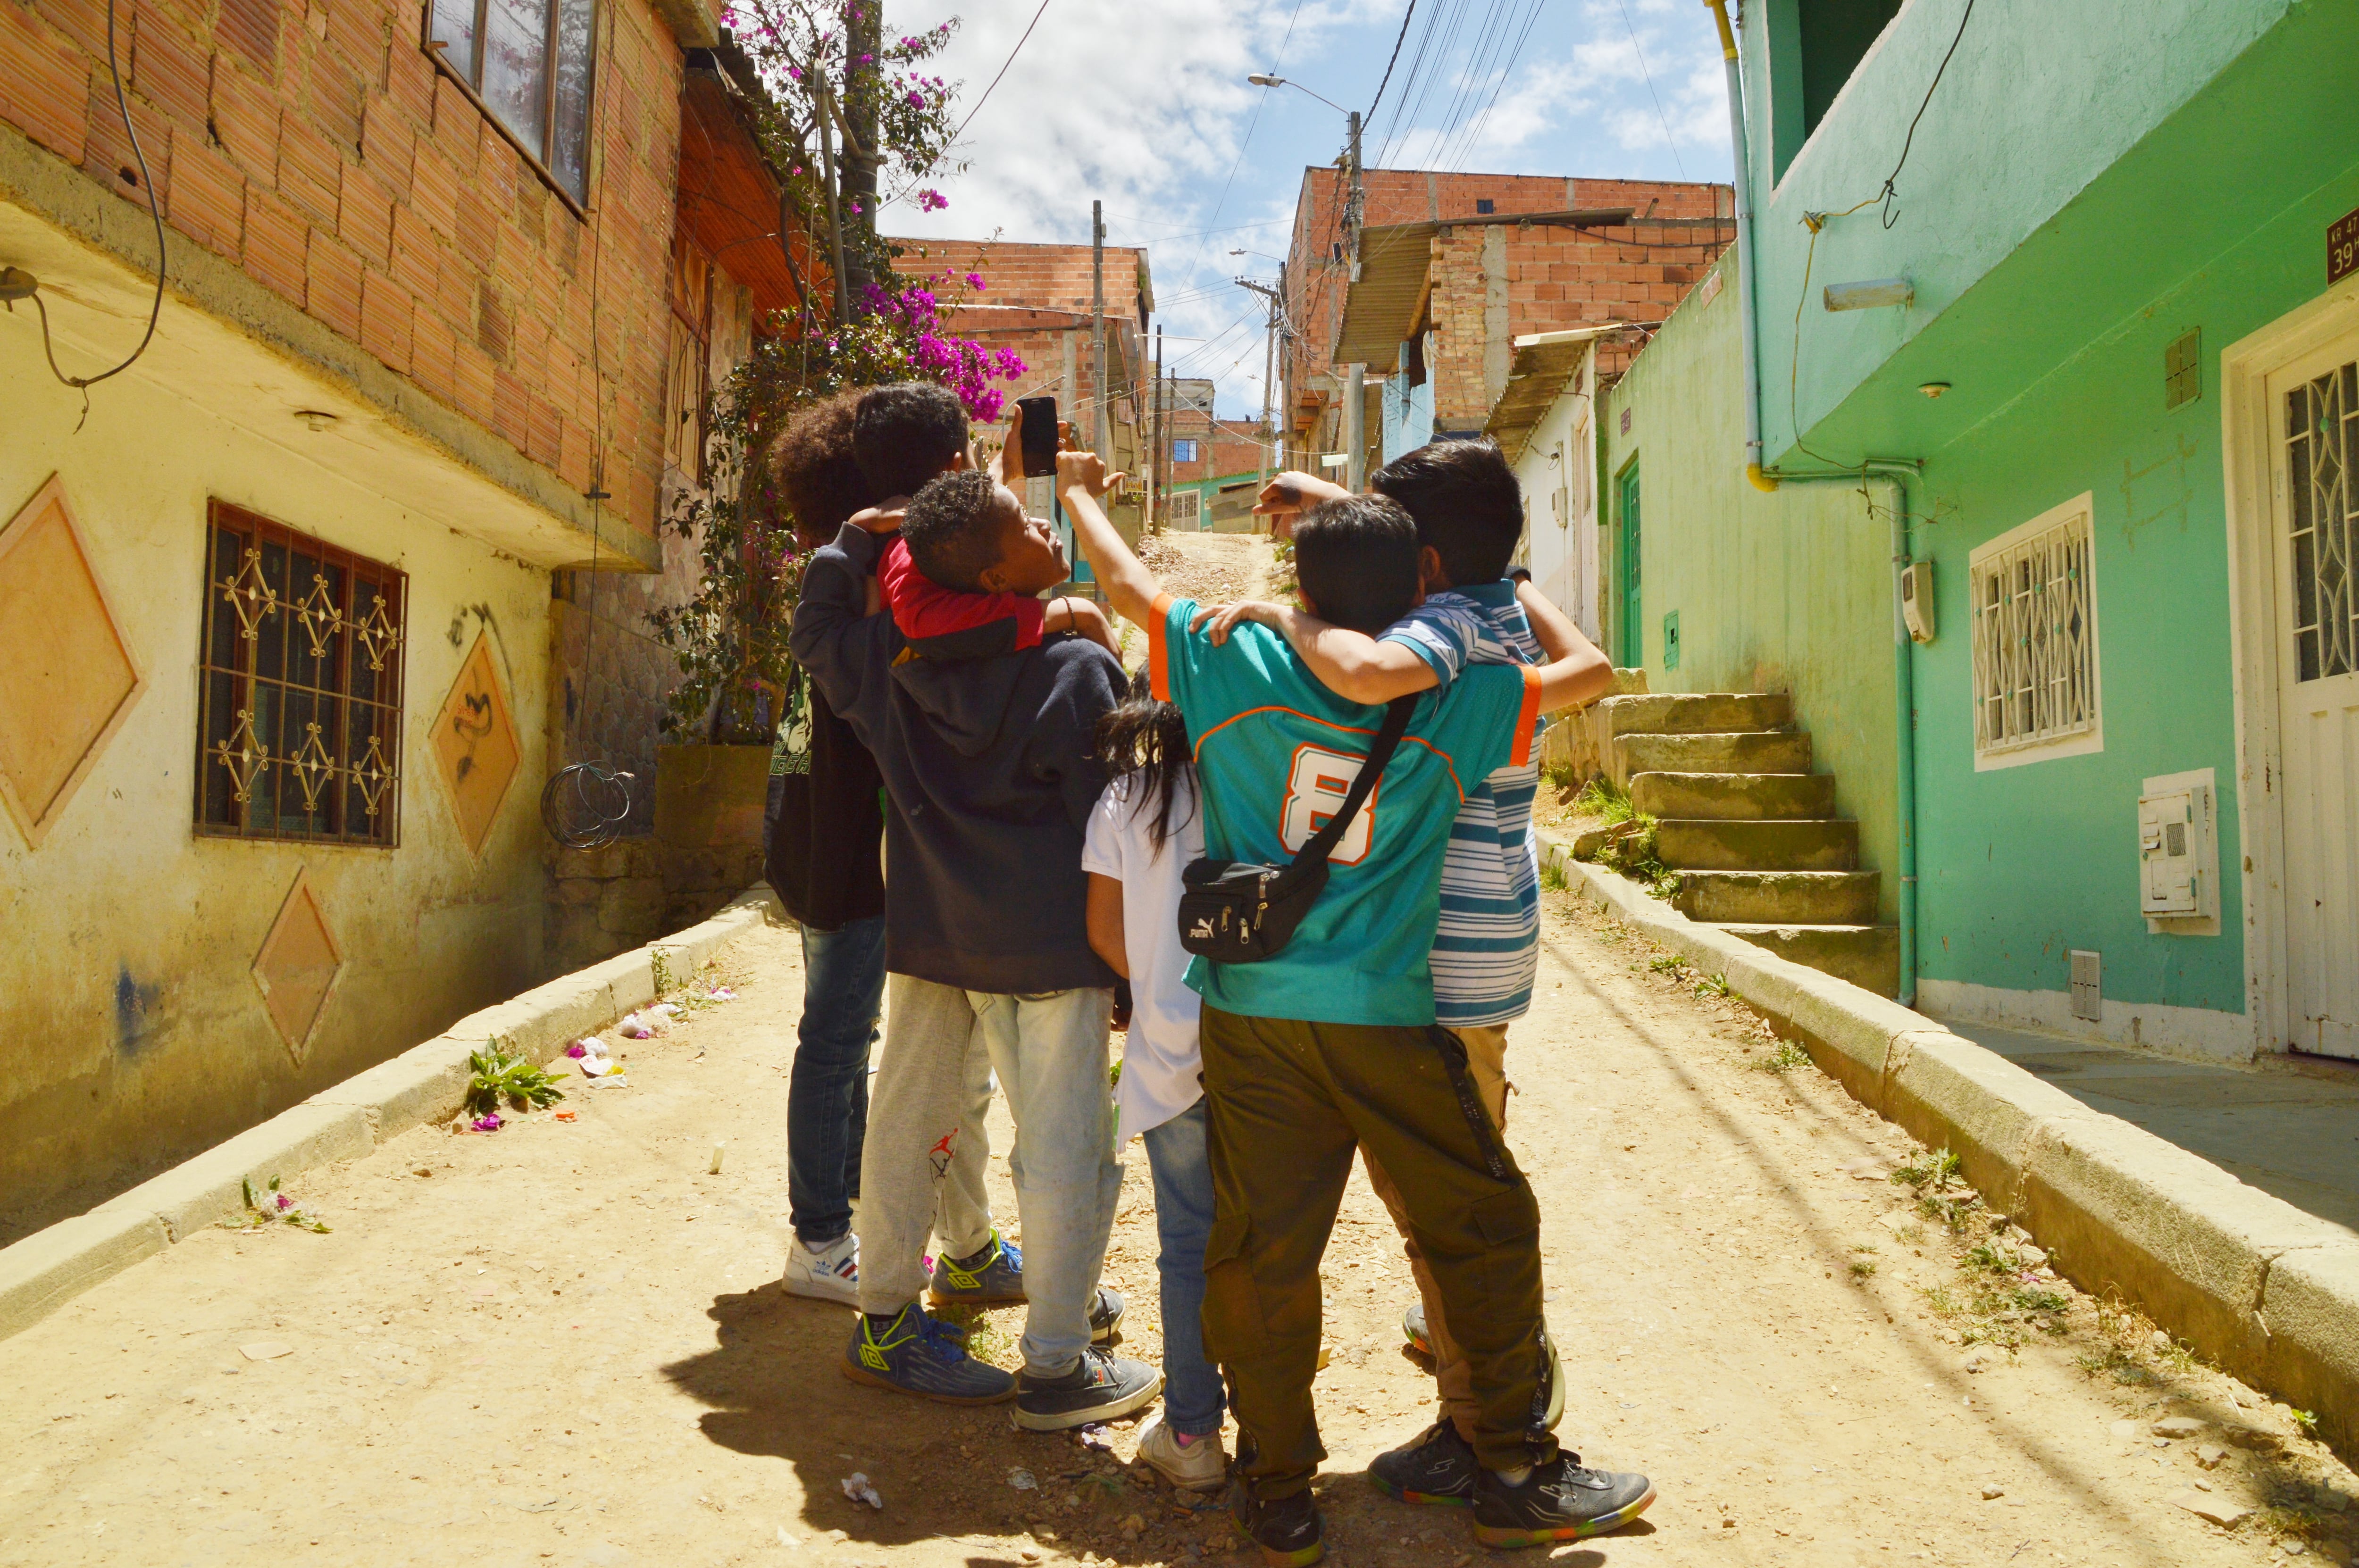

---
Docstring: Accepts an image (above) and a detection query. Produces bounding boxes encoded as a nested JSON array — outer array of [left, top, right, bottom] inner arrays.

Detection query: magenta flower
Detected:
[[566, 1041, 588, 1059], [275, 1193, 293, 1210], [473, 1114, 504, 1133]]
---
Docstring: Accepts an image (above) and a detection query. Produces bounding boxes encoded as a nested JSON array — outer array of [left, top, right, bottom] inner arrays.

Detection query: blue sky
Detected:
[[883, 0, 1734, 418]]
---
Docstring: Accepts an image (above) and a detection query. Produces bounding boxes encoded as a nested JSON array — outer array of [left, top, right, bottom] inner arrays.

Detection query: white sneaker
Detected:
[[782, 1232, 860, 1304], [1134, 1411, 1227, 1491]]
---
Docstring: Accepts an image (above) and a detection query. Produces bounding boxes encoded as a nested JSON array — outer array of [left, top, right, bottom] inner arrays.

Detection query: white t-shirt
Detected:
[[1080, 770, 1206, 1144]]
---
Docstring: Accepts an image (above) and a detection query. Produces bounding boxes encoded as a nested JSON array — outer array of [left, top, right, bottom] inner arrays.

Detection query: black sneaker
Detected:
[[1470, 1454, 1656, 1547], [1010, 1345, 1163, 1432], [1230, 1481, 1325, 1566], [1367, 1421, 1477, 1508]]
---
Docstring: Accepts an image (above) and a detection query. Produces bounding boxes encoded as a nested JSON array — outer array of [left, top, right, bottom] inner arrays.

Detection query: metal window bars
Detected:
[[2286, 360, 2358, 684], [196, 501, 407, 845], [1971, 509, 2097, 756]]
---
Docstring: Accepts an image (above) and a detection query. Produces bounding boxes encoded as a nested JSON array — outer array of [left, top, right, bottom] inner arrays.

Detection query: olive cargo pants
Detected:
[[1197, 1005, 1557, 1494]]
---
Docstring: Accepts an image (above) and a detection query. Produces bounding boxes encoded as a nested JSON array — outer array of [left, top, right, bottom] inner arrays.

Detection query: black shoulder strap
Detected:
[[1289, 694, 1418, 872]]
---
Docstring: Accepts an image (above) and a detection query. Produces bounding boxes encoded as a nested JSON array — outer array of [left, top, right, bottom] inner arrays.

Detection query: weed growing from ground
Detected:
[[465, 1044, 566, 1116], [1751, 1040, 1813, 1074], [1647, 953, 1686, 976], [1570, 779, 1682, 900], [1540, 857, 1569, 892], [1694, 972, 1732, 999]]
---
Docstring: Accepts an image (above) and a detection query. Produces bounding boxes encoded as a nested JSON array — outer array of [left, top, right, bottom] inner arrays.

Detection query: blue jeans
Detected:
[[788, 916, 886, 1245], [1142, 1100, 1225, 1437]]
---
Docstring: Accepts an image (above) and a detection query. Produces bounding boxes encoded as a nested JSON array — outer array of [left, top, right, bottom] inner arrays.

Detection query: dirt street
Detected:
[[5, 878, 2353, 1568]]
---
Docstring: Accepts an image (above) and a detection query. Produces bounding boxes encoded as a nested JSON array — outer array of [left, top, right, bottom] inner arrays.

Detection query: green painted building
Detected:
[[1598, 0, 2359, 1062]]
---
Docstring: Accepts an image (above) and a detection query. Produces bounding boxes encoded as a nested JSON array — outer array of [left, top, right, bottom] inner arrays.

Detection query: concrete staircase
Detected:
[[1594, 692, 1900, 998]]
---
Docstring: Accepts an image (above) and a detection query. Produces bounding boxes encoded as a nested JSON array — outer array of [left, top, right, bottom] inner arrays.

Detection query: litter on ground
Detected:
[[840, 1473, 883, 1510]]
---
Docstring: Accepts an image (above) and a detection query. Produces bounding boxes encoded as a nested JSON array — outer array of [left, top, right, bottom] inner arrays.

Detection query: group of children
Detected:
[[770, 382, 1652, 1562]]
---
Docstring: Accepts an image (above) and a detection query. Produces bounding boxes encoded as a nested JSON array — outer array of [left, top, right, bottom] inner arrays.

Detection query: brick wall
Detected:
[[0, 0, 685, 536], [1164, 408, 1266, 484]]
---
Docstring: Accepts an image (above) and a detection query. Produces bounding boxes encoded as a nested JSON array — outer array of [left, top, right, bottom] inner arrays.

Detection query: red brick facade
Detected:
[[1280, 167, 1733, 463], [0, 0, 698, 534]]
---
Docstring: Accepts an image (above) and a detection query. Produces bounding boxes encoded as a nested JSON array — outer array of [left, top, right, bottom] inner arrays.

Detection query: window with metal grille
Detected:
[[2286, 360, 2357, 683], [1969, 494, 2101, 767], [425, 0, 596, 206], [196, 502, 406, 845], [1173, 438, 1199, 464]]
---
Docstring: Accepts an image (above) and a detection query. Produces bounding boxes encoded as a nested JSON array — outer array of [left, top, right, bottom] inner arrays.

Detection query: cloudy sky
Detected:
[[879, 0, 1733, 418]]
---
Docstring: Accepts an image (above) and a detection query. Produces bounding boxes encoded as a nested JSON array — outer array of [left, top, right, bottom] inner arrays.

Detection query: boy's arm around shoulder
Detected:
[[1188, 600, 1445, 706], [1056, 451, 1161, 632]]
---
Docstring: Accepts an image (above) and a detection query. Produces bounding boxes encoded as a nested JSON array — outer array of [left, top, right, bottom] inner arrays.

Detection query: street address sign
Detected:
[[2333, 205, 2359, 287]]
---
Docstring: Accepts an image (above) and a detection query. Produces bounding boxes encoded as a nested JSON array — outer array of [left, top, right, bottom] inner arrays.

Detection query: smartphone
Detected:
[[1016, 395, 1059, 480]]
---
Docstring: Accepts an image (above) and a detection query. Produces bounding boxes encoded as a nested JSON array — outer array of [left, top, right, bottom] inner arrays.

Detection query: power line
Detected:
[[885, 0, 1054, 209], [1440, 0, 1549, 171], [1616, 0, 1688, 179], [1178, 0, 1309, 303], [1365, 0, 1416, 119]]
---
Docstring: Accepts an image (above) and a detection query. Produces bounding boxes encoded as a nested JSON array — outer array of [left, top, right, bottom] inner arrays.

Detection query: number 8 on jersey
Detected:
[[1280, 743, 1380, 865]]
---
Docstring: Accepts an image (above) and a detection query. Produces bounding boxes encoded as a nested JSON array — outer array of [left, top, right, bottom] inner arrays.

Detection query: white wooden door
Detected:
[[2268, 338, 2359, 1058]]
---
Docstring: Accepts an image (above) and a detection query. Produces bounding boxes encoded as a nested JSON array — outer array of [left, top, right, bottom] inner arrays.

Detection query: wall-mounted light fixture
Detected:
[[1824, 277, 1914, 311], [294, 409, 340, 432], [1919, 381, 1951, 399]]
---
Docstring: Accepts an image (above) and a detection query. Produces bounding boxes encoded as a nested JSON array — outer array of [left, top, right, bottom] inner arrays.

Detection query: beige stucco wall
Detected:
[[0, 350, 554, 1238]]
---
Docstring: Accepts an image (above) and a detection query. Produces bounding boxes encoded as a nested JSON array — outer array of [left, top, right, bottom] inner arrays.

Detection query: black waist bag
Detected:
[[1177, 695, 1415, 963]]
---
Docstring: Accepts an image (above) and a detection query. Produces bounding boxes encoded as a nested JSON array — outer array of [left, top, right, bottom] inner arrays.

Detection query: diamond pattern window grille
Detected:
[[1971, 505, 2099, 759], [196, 501, 406, 845], [2286, 360, 2359, 684]]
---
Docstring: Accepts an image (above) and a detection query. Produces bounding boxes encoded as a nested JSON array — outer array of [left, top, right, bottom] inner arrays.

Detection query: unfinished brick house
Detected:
[[890, 234, 1153, 563], [1280, 167, 1734, 474], [1151, 376, 1269, 532], [0, 0, 795, 1229]]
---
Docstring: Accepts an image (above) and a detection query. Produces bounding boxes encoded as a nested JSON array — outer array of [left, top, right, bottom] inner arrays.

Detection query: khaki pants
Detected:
[[1362, 1024, 1510, 1443], [1198, 1006, 1556, 1495]]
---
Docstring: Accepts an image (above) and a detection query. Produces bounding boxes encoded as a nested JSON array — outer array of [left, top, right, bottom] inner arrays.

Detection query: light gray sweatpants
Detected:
[[856, 974, 1121, 1376]]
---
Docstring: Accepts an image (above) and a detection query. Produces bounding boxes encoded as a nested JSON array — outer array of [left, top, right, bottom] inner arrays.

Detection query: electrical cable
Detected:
[[15, 0, 167, 432], [543, 0, 636, 851], [1177, 0, 1308, 306], [883, 0, 1053, 211], [1615, 0, 1687, 180], [1439, 0, 1548, 171], [1781, 0, 1979, 471], [1364, 0, 1417, 120]]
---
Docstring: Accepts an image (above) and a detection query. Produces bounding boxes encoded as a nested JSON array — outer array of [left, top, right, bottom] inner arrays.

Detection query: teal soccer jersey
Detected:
[[1147, 593, 1540, 1026]]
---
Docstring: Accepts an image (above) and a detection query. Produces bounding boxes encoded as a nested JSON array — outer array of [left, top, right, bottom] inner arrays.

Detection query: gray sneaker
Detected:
[[841, 1304, 1014, 1405], [929, 1232, 1026, 1306], [1011, 1346, 1163, 1431]]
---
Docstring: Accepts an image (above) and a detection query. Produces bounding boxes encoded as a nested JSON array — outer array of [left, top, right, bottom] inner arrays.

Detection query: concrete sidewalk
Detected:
[[1941, 1022, 2359, 1235]]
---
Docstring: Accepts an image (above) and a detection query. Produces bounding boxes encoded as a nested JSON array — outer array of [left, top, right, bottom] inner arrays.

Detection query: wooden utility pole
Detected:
[[1150, 324, 1164, 532], [1091, 201, 1109, 461], [1343, 109, 1366, 492]]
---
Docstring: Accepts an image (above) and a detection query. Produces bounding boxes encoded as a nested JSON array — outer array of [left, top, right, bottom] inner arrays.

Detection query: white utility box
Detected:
[[2139, 769, 2219, 933], [1900, 559, 1935, 643]]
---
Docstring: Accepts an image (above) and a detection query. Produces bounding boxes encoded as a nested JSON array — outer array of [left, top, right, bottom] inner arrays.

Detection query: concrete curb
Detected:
[[1539, 834, 2359, 1457], [0, 886, 782, 1342]]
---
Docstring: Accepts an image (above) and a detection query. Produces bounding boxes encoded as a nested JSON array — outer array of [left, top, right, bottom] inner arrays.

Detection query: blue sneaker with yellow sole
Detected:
[[841, 1304, 1014, 1404]]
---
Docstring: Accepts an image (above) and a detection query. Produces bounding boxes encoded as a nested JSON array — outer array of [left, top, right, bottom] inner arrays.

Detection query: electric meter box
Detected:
[[2138, 769, 2219, 933], [1900, 560, 1935, 643]]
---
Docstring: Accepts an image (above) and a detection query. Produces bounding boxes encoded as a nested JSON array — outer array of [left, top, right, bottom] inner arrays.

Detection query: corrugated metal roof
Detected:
[[1482, 327, 1620, 463], [1330, 222, 1438, 367]]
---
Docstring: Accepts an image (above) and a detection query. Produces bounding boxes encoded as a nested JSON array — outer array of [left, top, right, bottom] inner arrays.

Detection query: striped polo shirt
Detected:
[[1381, 583, 1543, 1028]]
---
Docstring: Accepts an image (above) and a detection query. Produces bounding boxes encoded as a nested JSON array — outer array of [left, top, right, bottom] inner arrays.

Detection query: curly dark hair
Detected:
[[901, 468, 1005, 591], [854, 382, 970, 499], [759, 390, 877, 548]]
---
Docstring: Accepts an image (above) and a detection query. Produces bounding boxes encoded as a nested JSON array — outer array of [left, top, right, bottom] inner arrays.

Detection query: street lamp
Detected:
[[1247, 74, 1366, 489], [1247, 73, 1350, 116]]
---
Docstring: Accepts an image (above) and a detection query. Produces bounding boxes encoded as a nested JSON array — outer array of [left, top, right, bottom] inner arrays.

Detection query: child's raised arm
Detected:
[[1057, 451, 1161, 631]]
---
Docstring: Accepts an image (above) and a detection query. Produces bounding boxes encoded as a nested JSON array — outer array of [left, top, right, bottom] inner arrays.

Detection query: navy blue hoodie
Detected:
[[789, 523, 1123, 993]]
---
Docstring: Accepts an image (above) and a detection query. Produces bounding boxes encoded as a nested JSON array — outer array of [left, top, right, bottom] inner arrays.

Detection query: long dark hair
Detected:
[[1092, 668, 1196, 853]]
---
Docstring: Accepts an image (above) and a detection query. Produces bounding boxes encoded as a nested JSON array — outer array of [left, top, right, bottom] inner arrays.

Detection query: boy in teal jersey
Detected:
[[1057, 453, 1653, 1562]]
